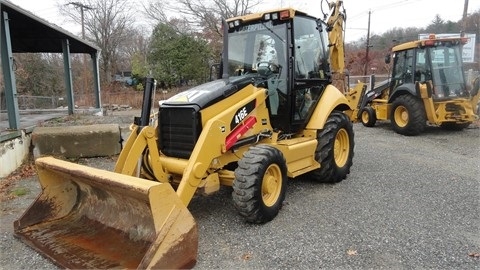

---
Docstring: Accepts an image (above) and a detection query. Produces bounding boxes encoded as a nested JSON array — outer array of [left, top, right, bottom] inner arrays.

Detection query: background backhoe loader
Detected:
[[350, 34, 480, 136], [14, 2, 355, 269]]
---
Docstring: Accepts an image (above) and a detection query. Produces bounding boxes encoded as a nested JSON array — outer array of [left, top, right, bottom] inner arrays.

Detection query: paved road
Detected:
[[1, 122, 479, 269]]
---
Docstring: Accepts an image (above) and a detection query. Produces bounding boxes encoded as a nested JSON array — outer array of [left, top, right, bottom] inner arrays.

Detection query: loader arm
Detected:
[[114, 125, 168, 182]]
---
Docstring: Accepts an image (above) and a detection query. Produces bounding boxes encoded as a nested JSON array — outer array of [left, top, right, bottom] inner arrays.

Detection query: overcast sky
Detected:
[[11, 0, 480, 42]]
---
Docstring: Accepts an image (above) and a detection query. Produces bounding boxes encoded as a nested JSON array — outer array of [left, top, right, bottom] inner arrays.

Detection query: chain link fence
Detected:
[[0, 95, 67, 111]]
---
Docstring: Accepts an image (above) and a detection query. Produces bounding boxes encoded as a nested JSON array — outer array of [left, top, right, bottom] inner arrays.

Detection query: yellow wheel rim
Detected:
[[261, 164, 282, 207], [334, 128, 350, 167], [394, 105, 409, 127], [361, 110, 369, 124]]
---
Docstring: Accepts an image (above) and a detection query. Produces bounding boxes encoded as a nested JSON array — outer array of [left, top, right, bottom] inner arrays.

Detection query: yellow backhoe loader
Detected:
[[14, 2, 355, 269], [351, 34, 480, 135]]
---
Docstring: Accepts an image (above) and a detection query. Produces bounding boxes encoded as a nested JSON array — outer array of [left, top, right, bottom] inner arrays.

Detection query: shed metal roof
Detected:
[[1, 0, 99, 54]]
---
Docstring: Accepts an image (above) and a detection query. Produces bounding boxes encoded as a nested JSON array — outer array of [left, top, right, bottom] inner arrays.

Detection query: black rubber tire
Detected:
[[440, 122, 471, 130], [360, 106, 377, 127], [232, 145, 287, 224], [390, 95, 426, 136], [308, 111, 354, 183]]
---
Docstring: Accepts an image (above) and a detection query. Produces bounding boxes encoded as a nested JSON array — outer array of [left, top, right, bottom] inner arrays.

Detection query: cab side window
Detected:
[[391, 49, 414, 88], [294, 34, 326, 79], [415, 49, 431, 82]]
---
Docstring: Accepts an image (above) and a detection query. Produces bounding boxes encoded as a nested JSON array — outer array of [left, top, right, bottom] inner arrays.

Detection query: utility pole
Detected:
[[363, 10, 372, 77], [461, 0, 469, 36], [68, 2, 92, 39], [68, 2, 93, 102]]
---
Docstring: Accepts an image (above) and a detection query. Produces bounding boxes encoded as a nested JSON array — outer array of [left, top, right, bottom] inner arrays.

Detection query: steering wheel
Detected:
[[256, 62, 279, 77]]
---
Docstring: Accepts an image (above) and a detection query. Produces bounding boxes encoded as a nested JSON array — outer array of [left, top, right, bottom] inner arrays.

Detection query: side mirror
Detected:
[[385, 54, 391, 64]]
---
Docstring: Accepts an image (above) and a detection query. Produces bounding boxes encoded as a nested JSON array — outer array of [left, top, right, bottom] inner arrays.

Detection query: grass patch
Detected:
[[11, 187, 29, 196]]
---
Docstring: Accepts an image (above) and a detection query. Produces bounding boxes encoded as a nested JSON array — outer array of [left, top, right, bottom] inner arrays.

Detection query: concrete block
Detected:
[[32, 124, 122, 158], [0, 131, 31, 178]]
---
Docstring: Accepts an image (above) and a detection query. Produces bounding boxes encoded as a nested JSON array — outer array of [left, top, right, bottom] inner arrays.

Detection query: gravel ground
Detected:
[[1, 112, 479, 269]]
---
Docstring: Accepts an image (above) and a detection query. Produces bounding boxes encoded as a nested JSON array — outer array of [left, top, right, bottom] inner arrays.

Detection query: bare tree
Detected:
[[60, 0, 135, 83], [145, 0, 263, 37]]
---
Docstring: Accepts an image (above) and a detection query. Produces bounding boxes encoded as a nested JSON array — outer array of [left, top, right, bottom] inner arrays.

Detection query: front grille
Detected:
[[158, 107, 200, 159]]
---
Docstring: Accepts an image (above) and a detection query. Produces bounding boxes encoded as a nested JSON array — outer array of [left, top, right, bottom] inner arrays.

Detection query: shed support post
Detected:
[[91, 51, 101, 109], [62, 39, 75, 115], [1, 11, 20, 129]]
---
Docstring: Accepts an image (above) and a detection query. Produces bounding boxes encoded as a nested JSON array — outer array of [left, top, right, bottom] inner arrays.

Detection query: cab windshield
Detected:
[[429, 45, 466, 98], [227, 20, 287, 78]]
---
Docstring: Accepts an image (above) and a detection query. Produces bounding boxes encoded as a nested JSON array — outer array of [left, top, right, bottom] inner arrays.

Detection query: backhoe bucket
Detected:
[[14, 157, 197, 269]]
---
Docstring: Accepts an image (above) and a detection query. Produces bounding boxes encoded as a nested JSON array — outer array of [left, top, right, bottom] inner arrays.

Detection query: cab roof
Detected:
[[392, 34, 468, 52], [226, 8, 308, 23]]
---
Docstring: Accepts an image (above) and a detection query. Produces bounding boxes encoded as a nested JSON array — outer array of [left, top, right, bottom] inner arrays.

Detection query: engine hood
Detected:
[[162, 76, 253, 110]]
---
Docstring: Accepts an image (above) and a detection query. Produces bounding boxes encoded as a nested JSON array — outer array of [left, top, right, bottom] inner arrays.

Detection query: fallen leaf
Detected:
[[468, 252, 480, 257], [347, 249, 358, 256]]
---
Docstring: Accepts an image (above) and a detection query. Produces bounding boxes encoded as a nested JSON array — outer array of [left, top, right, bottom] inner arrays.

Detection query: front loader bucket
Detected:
[[14, 156, 197, 269]]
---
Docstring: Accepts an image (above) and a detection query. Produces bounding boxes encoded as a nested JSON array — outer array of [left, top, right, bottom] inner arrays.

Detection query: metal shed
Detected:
[[1, 0, 101, 130]]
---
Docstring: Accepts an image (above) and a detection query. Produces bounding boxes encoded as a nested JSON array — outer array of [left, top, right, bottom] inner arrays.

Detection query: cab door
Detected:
[[290, 16, 330, 132]]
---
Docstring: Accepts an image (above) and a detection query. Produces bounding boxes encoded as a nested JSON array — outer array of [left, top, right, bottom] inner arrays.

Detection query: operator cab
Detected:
[[389, 35, 468, 100], [225, 9, 331, 133]]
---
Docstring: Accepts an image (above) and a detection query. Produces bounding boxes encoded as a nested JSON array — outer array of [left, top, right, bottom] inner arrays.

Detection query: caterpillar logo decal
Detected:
[[230, 100, 256, 130]]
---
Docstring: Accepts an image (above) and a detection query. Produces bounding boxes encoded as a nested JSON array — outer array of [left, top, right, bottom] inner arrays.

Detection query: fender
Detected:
[[388, 83, 416, 103], [306, 85, 351, 130]]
